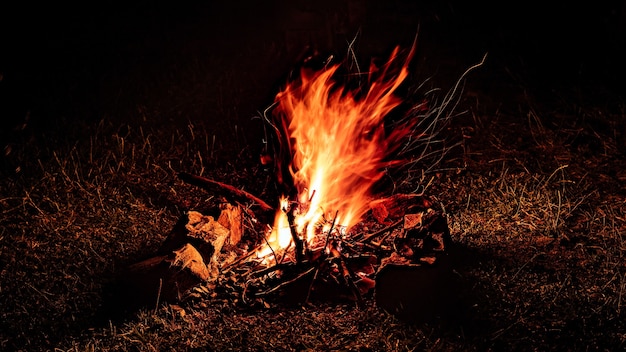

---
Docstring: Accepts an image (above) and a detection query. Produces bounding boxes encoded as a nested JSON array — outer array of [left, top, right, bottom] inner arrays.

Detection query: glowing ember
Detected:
[[260, 46, 417, 256]]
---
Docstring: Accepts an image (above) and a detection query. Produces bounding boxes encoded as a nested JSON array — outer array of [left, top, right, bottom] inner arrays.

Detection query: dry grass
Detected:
[[1, 49, 625, 352]]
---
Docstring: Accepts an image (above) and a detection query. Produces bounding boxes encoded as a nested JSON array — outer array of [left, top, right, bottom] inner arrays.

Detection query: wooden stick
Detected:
[[330, 246, 364, 307], [255, 266, 316, 297], [286, 207, 305, 264], [324, 210, 339, 252], [178, 172, 273, 212]]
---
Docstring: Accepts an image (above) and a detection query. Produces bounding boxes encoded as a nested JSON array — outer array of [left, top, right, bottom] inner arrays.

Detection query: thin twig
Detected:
[[324, 210, 339, 251], [154, 279, 162, 314], [304, 267, 320, 304], [512, 251, 546, 279], [255, 266, 316, 297], [330, 246, 364, 307], [222, 244, 264, 272], [341, 258, 364, 308]]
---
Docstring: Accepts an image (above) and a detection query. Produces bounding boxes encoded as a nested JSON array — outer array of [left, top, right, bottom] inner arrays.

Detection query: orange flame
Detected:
[[257, 196, 292, 258], [262, 46, 417, 255]]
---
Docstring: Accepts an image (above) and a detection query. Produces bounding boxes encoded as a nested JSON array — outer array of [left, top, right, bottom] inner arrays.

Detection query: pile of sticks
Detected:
[[118, 172, 454, 321]]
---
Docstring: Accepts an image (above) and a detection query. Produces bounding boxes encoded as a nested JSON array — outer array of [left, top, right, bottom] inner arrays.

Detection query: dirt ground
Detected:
[[1, 1, 625, 351]]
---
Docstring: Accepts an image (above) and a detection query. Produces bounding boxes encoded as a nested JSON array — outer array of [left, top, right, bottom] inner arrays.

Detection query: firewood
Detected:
[[160, 211, 230, 280], [178, 172, 273, 212], [119, 243, 209, 309], [168, 243, 211, 282]]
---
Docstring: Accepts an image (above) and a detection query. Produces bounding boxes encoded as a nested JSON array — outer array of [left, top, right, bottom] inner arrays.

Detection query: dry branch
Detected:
[[178, 172, 273, 212]]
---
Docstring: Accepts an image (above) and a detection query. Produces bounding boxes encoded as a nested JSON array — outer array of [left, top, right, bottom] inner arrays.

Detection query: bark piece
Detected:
[[161, 211, 229, 262], [217, 203, 243, 246], [403, 213, 423, 229], [169, 243, 211, 281], [394, 208, 451, 265], [370, 194, 434, 225]]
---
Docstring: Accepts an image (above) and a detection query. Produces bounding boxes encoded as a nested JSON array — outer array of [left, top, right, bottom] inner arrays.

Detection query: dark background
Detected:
[[1, 1, 625, 148]]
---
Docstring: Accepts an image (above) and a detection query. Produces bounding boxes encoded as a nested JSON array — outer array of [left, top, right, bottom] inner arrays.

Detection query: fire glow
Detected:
[[259, 47, 417, 258]]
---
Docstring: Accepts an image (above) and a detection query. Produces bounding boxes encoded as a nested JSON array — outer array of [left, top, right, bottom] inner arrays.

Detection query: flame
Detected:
[[257, 196, 292, 258], [262, 46, 417, 255]]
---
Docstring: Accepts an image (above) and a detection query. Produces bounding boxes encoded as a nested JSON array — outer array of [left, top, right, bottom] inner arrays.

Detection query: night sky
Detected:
[[1, 1, 624, 145]]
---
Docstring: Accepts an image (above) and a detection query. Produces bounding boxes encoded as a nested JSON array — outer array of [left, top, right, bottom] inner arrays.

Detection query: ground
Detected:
[[1, 1, 625, 351]]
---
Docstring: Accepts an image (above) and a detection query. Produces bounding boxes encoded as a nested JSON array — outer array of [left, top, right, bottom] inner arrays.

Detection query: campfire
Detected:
[[259, 45, 417, 262], [119, 46, 478, 320]]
